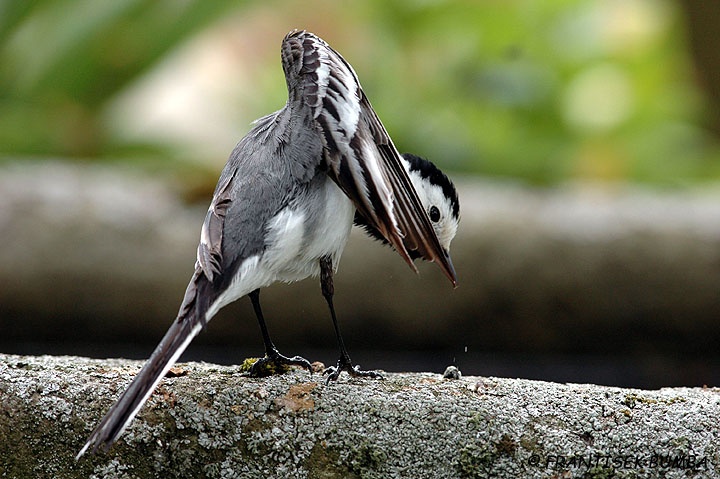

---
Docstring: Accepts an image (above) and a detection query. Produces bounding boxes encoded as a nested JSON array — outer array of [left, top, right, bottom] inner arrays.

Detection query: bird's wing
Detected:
[[197, 169, 235, 282], [282, 30, 457, 285]]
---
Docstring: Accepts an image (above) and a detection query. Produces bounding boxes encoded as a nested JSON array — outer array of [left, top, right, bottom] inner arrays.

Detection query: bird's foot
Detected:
[[323, 354, 383, 384], [246, 348, 312, 377]]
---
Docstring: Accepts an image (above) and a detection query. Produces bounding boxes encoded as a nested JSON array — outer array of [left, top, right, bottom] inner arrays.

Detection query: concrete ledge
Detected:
[[1, 353, 718, 478]]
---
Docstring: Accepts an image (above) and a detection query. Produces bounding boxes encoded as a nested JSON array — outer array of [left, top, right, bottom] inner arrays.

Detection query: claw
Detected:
[[247, 349, 312, 377], [323, 356, 383, 384]]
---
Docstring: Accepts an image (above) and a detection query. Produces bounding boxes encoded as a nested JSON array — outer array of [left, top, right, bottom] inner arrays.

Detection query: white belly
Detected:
[[205, 178, 354, 320]]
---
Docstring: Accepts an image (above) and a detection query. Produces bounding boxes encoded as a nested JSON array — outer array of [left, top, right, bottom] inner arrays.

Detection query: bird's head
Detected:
[[353, 152, 460, 267], [401, 153, 460, 258]]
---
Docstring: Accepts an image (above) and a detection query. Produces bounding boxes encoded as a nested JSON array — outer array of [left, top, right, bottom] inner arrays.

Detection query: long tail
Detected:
[[77, 271, 210, 458]]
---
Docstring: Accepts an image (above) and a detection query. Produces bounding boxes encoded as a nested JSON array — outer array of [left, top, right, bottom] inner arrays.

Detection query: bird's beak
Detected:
[[441, 249, 458, 288]]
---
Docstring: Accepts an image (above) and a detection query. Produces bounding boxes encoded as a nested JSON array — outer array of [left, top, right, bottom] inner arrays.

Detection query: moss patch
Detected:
[[347, 441, 387, 477], [305, 442, 356, 479], [238, 357, 294, 377]]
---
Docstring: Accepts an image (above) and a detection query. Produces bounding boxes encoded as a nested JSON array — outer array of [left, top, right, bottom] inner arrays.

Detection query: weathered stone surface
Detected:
[[0, 353, 718, 478]]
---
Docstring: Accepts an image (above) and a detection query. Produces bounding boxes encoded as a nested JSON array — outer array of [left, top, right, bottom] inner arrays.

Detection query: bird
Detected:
[[77, 30, 459, 458]]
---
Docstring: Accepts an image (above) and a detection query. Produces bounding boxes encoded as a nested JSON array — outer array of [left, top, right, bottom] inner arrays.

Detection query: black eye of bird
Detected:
[[429, 206, 441, 222]]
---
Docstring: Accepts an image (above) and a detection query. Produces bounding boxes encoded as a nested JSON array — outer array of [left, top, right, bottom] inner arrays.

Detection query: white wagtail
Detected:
[[78, 30, 459, 458]]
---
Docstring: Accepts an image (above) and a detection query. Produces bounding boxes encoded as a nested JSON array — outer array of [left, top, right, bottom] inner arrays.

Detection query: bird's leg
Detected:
[[320, 256, 383, 383], [247, 289, 312, 377]]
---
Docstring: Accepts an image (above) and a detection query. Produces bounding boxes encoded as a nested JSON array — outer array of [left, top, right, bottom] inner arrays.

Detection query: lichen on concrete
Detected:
[[1, 353, 719, 478]]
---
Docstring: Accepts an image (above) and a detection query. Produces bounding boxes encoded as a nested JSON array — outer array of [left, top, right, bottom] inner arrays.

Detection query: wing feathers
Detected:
[[197, 170, 236, 282], [285, 31, 456, 284]]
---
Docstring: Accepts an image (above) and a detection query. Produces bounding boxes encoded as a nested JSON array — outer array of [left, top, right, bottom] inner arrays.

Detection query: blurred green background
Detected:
[[3, 0, 720, 388], [2, 0, 719, 185]]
